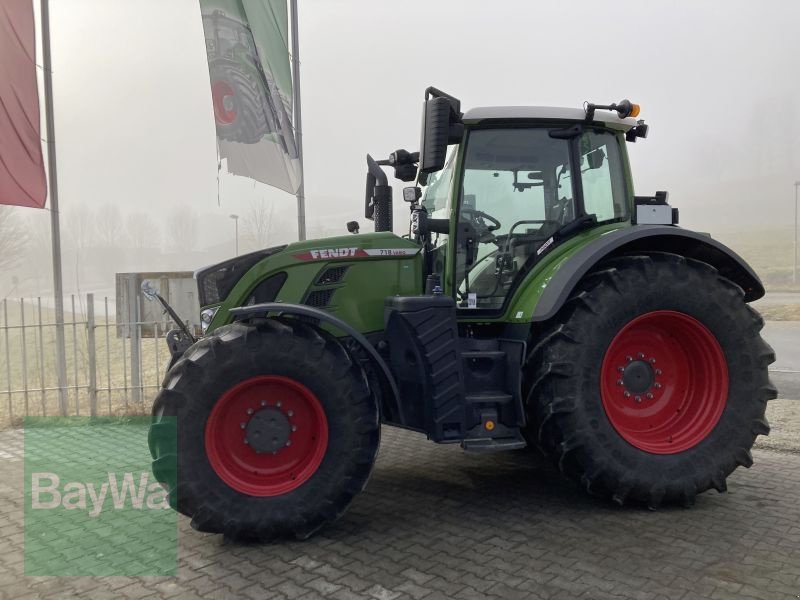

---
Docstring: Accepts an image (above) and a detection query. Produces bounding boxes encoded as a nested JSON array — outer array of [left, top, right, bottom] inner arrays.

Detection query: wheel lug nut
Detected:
[[624, 391, 631, 398], [291, 425, 297, 432], [243, 439, 248, 444], [617, 379, 624, 386], [240, 422, 246, 429], [277, 401, 282, 408], [285, 440, 292, 447], [646, 393, 654, 399], [246, 408, 254, 415], [637, 353, 645, 359], [649, 358, 656, 364], [287, 410, 294, 417], [626, 356, 633, 362], [635, 396, 642, 403], [655, 383, 662, 389], [655, 369, 662, 375], [261, 400, 267, 407], [618, 367, 625, 373]]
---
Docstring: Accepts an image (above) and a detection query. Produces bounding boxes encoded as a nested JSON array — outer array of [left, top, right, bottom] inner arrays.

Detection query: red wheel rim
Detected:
[[205, 375, 328, 496], [600, 311, 728, 454], [211, 80, 237, 125]]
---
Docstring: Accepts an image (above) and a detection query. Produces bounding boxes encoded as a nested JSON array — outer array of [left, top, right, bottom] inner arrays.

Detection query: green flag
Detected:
[[201, 0, 300, 193]]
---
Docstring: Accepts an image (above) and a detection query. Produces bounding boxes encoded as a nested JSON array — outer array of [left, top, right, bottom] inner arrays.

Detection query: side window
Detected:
[[462, 169, 546, 233], [554, 161, 576, 224], [580, 130, 628, 222], [456, 128, 573, 310]]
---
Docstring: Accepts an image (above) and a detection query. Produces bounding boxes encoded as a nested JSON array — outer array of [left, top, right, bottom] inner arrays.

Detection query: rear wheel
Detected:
[[524, 253, 776, 507], [149, 318, 379, 541]]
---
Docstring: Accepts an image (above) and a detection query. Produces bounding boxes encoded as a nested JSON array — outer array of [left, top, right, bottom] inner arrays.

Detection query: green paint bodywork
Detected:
[[205, 232, 423, 334], [203, 126, 638, 337]]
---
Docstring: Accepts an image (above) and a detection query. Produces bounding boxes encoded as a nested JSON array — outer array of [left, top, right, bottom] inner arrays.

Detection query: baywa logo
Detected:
[[31, 472, 170, 518], [24, 416, 177, 576]]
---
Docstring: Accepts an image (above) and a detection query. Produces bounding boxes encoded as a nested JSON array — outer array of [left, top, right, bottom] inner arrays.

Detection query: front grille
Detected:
[[304, 289, 335, 308], [315, 266, 349, 285]]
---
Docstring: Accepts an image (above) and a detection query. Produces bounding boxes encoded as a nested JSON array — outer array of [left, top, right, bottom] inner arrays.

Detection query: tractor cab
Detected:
[[364, 87, 655, 317]]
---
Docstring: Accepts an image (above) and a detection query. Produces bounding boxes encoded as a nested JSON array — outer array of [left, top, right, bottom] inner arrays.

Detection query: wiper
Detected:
[[554, 214, 597, 241]]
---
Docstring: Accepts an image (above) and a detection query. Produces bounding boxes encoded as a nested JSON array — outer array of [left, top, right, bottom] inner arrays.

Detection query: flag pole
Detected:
[[40, 0, 68, 415], [289, 0, 306, 241]]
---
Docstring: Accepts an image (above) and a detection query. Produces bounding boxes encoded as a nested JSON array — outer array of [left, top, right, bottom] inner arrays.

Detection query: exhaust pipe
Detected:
[[365, 154, 393, 232]]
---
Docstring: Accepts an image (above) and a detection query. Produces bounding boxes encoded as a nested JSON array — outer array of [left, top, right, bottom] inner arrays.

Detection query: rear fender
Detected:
[[529, 225, 764, 322]]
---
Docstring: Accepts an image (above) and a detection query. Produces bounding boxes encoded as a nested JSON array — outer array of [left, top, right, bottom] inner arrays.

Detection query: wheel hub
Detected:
[[205, 375, 328, 496], [621, 360, 655, 394], [245, 407, 291, 454], [601, 311, 729, 454]]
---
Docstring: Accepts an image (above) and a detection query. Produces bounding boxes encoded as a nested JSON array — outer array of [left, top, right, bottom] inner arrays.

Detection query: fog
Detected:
[[3, 0, 800, 298]]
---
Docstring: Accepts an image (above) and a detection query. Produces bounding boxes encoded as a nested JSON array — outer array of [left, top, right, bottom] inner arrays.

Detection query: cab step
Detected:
[[465, 392, 514, 405], [462, 430, 527, 454]]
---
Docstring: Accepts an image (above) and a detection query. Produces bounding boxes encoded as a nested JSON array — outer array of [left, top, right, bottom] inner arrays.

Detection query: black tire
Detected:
[[149, 318, 380, 541], [524, 253, 777, 508]]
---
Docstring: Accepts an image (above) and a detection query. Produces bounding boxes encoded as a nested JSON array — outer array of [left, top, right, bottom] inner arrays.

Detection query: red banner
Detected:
[[0, 0, 46, 208]]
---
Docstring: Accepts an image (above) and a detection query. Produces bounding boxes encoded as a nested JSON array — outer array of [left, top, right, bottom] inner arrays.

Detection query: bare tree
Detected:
[[64, 203, 94, 293], [94, 203, 125, 247], [243, 198, 274, 250], [166, 205, 198, 252], [0, 206, 29, 271], [64, 203, 94, 253], [126, 212, 159, 250]]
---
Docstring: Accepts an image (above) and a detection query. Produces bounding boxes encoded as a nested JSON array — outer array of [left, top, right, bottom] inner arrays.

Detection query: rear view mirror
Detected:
[[586, 148, 606, 170], [419, 88, 463, 174], [419, 98, 451, 173]]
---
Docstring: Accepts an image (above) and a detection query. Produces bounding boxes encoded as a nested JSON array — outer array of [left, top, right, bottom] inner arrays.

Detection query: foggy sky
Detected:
[[18, 0, 800, 287]]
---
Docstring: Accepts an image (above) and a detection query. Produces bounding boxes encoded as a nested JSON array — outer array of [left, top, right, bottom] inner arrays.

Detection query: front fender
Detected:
[[527, 225, 764, 322], [229, 302, 403, 423]]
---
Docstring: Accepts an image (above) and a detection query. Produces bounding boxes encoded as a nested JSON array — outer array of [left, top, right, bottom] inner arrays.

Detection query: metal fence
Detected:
[[0, 294, 178, 428]]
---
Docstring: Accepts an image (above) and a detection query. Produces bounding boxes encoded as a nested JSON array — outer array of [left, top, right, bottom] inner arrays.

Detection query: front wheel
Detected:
[[149, 318, 380, 541], [525, 253, 777, 507]]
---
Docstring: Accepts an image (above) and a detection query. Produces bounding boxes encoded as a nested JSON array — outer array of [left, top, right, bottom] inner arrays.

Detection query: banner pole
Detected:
[[40, 0, 68, 415], [290, 0, 306, 241]]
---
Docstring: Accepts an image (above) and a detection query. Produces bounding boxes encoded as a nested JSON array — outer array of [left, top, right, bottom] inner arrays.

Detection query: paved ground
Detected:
[[761, 321, 800, 399], [752, 291, 800, 308], [3, 402, 800, 600], [763, 322, 800, 372]]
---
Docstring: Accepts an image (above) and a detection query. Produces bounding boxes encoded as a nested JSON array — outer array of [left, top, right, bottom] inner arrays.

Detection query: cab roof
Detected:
[[462, 106, 638, 131]]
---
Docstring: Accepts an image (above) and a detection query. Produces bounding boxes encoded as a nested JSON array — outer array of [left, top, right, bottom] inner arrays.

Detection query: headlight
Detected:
[[200, 306, 220, 335]]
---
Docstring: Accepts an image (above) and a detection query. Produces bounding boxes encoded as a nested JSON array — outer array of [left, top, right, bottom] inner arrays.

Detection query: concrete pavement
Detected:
[[3, 412, 800, 599]]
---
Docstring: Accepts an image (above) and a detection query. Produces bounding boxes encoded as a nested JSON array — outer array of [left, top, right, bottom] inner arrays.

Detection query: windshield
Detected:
[[419, 146, 457, 281], [421, 146, 457, 218]]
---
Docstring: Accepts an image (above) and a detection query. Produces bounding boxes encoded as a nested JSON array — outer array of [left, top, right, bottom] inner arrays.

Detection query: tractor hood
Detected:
[[283, 231, 421, 262], [197, 232, 422, 307], [197, 231, 423, 336]]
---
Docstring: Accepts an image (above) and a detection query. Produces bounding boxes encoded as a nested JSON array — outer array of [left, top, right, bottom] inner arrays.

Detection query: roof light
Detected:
[[584, 99, 641, 121]]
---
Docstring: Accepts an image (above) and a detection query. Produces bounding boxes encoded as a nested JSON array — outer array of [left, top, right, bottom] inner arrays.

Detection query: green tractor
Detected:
[[149, 87, 776, 541]]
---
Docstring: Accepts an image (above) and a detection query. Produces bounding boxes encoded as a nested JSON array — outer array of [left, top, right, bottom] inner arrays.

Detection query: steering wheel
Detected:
[[461, 207, 502, 232]]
